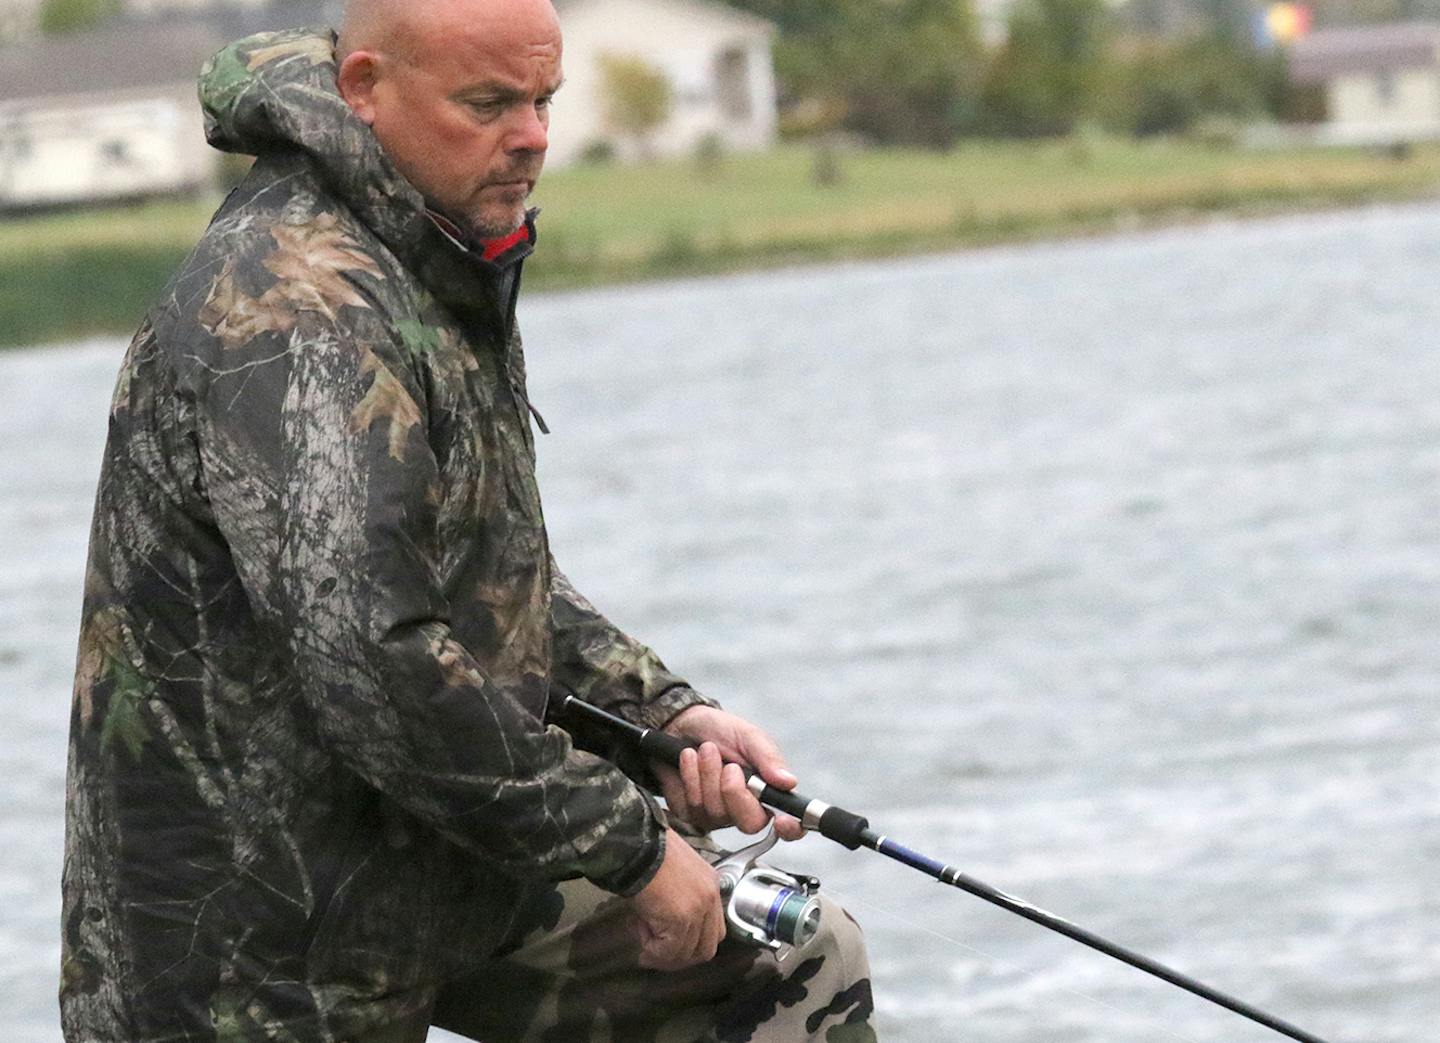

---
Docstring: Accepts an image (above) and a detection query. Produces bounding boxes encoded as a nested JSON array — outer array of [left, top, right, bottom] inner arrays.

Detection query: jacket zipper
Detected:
[[499, 258, 549, 435]]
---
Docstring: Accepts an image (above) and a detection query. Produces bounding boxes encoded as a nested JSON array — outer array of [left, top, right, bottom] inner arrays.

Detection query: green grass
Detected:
[[5, 139, 1440, 347], [0, 198, 213, 348], [524, 138, 1440, 284]]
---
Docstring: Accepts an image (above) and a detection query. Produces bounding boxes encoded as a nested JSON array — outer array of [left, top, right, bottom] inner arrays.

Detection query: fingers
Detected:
[[678, 746, 703, 811], [735, 725, 798, 793], [773, 813, 806, 841], [652, 763, 691, 826], [662, 711, 807, 838], [726, 722, 802, 835], [665, 706, 796, 791], [698, 743, 727, 821], [720, 762, 768, 833], [672, 741, 729, 829], [678, 745, 805, 837], [636, 896, 725, 971], [632, 829, 726, 971]]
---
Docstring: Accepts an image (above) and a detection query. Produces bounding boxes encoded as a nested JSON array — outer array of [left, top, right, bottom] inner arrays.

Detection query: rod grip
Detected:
[[816, 805, 871, 850], [635, 725, 869, 846], [558, 696, 871, 848], [636, 726, 692, 766]]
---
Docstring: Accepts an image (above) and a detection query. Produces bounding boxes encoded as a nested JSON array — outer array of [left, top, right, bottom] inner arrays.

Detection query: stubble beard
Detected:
[[461, 171, 539, 241], [464, 202, 526, 241]]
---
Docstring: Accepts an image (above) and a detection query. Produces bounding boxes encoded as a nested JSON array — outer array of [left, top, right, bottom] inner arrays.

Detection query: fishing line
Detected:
[[822, 880, 1210, 1043]]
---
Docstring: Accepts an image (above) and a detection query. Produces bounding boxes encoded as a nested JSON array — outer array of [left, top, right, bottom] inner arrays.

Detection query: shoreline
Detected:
[[6, 139, 1440, 349], [523, 182, 1440, 293]]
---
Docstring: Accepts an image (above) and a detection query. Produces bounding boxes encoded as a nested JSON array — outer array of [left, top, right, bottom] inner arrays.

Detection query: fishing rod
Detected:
[[558, 694, 1336, 1043]]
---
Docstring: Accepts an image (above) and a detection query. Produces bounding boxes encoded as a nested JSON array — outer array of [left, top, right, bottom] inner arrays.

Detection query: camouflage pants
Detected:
[[357, 832, 876, 1043]]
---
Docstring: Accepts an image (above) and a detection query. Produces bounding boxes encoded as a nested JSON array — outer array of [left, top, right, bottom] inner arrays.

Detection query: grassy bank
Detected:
[[5, 138, 1440, 347]]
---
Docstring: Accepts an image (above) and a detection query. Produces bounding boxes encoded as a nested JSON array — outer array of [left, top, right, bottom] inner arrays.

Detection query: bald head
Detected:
[[339, 0, 561, 65], [335, 0, 564, 238], [337, 0, 422, 62]]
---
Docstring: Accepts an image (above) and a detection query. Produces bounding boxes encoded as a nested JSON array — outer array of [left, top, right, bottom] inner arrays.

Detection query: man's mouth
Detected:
[[488, 175, 535, 192]]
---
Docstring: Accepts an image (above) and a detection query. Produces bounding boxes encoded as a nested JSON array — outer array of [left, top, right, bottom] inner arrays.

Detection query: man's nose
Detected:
[[507, 105, 549, 154]]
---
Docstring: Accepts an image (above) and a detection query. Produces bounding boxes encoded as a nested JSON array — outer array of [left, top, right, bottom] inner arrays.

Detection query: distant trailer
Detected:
[[1279, 21, 1440, 150], [0, 21, 221, 212], [0, 92, 211, 211], [1243, 120, 1440, 150]]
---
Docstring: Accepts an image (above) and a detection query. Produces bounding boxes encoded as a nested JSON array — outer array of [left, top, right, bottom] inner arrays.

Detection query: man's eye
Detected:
[[469, 101, 504, 119]]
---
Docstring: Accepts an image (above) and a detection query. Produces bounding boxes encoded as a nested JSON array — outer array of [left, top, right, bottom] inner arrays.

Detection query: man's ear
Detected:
[[336, 51, 381, 125]]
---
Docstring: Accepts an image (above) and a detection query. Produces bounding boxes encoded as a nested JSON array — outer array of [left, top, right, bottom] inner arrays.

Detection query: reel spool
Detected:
[[714, 823, 821, 955]]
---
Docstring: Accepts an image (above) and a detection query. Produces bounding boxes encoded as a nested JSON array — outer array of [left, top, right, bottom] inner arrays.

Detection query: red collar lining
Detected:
[[481, 224, 532, 262], [425, 210, 535, 264]]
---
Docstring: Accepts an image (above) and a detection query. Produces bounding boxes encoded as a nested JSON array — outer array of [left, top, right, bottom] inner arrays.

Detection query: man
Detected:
[[61, 0, 874, 1040]]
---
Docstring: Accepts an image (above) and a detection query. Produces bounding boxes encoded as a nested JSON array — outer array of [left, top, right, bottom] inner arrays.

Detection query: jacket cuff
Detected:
[[635, 684, 719, 732], [591, 793, 667, 897]]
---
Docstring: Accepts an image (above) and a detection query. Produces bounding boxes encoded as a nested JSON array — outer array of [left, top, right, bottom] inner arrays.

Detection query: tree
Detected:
[[772, 0, 985, 148], [721, 0, 841, 34], [1110, 34, 1285, 137], [979, 0, 1113, 137], [598, 54, 673, 158], [39, 0, 119, 35], [1196, 0, 1253, 44]]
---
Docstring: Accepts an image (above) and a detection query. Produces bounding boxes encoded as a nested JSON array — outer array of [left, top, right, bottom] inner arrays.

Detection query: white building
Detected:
[[549, 0, 778, 166], [974, 0, 1020, 46], [0, 23, 222, 210], [1287, 22, 1440, 145], [0, 0, 41, 41]]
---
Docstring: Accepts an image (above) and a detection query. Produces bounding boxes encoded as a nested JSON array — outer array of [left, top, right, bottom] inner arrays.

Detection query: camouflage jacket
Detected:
[[62, 28, 710, 1042]]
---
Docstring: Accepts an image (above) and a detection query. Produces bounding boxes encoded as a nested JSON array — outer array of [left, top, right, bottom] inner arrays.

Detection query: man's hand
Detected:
[[654, 706, 805, 840], [631, 827, 727, 970]]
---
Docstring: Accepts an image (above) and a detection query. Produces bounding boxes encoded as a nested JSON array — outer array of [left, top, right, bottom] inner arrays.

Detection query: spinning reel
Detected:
[[714, 823, 821, 956]]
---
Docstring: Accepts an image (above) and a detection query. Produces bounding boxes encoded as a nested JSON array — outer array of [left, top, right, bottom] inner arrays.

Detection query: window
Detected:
[[715, 46, 751, 122], [1375, 68, 1397, 107], [100, 139, 133, 166]]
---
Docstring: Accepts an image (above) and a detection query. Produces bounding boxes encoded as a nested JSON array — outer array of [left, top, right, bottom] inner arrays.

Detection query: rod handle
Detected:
[[557, 695, 872, 849], [635, 721, 871, 849]]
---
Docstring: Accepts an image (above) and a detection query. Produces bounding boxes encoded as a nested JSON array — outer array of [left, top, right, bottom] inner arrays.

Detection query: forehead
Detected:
[[403, 0, 563, 88]]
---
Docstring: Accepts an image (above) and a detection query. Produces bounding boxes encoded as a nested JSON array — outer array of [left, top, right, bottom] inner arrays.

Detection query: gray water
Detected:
[[4, 202, 1438, 1042]]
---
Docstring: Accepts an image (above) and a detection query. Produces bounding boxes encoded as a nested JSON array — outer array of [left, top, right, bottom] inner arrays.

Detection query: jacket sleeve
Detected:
[[187, 307, 664, 897], [549, 563, 718, 731]]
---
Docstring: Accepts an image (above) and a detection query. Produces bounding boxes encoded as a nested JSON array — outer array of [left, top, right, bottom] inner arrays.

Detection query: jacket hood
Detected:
[[201, 28, 422, 217], [199, 27, 511, 310]]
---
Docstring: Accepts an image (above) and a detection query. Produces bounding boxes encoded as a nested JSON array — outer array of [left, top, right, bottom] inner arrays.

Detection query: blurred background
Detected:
[[3, 1, 1438, 1041], [11, 0, 1440, 346]]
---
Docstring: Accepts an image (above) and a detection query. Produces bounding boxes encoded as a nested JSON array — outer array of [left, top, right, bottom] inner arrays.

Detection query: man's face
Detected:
[[340, 0, 563, 239]]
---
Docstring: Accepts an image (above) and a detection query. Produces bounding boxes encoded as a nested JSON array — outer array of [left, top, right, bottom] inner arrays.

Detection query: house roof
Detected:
[[120, 0, 342, 41], [1289, 22, 1440, 85], [0, 21, 223, 104]]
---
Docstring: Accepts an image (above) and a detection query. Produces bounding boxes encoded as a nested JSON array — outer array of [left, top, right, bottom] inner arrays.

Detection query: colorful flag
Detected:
[[1265, 2, 1314, 45]]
